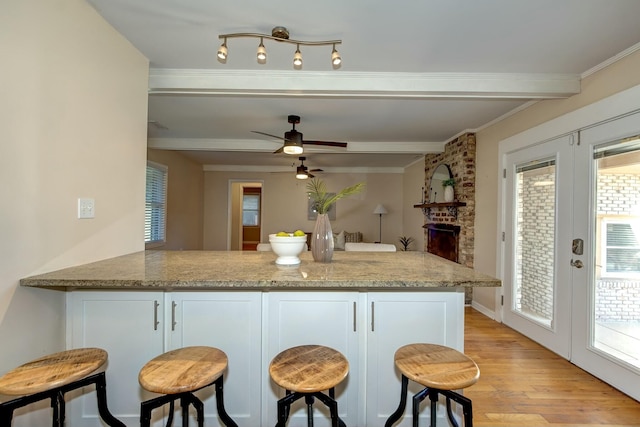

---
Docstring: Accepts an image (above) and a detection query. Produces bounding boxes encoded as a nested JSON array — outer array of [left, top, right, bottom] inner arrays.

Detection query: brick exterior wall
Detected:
[[422, 133, 476, 303], [514, 170, 640, 321]]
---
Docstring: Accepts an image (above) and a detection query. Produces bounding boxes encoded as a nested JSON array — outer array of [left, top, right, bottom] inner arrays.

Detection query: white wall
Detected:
[[0, 1, 148, 423]]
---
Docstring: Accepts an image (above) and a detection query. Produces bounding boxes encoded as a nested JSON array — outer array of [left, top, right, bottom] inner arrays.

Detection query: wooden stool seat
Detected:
[[269, 345, 348, 427], [386, 343, 479, 427], [138, 346, 237, 427], [269, 345, 349, 393], [0, 348, 107, 396], [394, 343, 479, 390], [139, 346, 228, 394], [0, 348, 124, 427]]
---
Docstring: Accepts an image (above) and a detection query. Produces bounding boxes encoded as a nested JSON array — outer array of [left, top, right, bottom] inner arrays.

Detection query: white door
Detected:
[[168, 292, 262, 427], [264, 292, 361, 427], [67, 291, 164, 427], [571, 113, 640, 401], [502, 134, 575, 358], [503, 112, 640, 400]]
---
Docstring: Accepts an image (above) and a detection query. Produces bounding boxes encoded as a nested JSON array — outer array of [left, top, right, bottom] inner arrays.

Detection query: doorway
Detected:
[[501, 112, 640, 400], [229, 181, 263, 251]]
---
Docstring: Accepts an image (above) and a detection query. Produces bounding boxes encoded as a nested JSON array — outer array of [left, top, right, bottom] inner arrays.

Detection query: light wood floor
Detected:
[[463, 307, 640, 427]]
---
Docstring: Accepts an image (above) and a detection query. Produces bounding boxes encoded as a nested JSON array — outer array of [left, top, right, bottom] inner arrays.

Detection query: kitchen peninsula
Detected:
[[22, 250, 500, 427]]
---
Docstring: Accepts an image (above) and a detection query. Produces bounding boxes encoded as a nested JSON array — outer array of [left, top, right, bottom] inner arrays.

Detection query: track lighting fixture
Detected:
[[217, 38, 228, 63], [293, 45, 303, 70], [256, 38, 267, 64], [217, 26, 342, 70]]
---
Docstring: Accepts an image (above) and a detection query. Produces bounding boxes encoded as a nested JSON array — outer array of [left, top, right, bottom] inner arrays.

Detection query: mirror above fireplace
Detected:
[[429, 163, 453, 203]]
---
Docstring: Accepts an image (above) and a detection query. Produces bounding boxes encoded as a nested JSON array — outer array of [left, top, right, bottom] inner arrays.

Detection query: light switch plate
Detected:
[[78, 198, 95, 219]]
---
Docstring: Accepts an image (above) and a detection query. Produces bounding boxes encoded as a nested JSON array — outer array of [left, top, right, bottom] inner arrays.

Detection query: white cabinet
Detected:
[[67, 291, 262, 427], [264, 292, 363, 427], [66, 291, 164, 427], [167, 292, 262, 427], [66, 289, 465, 427], [365, 290, 465, 427]]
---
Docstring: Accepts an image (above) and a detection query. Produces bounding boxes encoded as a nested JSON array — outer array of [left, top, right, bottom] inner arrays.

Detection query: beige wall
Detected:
[[147, 149, 204, 250], [203, 171, 407, 250], [0, 0, 148, 405], [402, 158, 427, 251], [474, 50, 640, 312]]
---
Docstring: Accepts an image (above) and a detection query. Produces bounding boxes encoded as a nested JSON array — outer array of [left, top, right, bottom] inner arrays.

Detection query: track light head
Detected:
[[257, 38, 267, 64], [217, 39, 228, 63], [293, 45, 303, 70], [331, 44, 341, 69]]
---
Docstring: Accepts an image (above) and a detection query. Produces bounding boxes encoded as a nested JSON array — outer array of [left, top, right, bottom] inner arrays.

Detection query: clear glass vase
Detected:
[[311, 213, 334, 263]]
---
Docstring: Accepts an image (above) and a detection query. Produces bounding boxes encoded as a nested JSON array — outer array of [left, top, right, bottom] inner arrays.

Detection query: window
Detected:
[[145, 161, 167, 246], [602, 218, 640, 277], [242, 190, 261, 226]]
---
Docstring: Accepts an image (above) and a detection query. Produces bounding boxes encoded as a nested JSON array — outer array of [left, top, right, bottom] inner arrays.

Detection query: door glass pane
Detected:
[[593, 136, 640, 369], [514, 159, 556, 327]]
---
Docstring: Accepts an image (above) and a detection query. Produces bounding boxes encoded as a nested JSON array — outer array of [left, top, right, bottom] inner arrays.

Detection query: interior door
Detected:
[[502, 134, 575, 358], [571, 113, 640, 401]]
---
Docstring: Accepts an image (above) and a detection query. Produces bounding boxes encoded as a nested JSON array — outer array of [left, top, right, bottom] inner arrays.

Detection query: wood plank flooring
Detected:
[[464, 307, 640, 427]]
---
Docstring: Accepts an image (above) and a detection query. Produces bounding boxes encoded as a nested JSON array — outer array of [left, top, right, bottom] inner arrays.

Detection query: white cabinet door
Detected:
[[66, 291, 164, 427], [366, 290, 465, 427], [264, 292, 362, 427], [167, 292, 262, 427]]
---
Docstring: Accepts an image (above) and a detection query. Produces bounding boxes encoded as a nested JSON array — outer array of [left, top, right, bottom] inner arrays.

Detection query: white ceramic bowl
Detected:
[[268, 234, 307, 265]]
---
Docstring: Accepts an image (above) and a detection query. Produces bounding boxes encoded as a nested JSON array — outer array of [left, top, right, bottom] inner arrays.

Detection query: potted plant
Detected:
[[399, 236, 414, 251], [307, 178, 365, 262], [442, 178, 456, 202]]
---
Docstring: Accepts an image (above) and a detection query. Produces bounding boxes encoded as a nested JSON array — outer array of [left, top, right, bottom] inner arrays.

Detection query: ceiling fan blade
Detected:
[[273, 146, 284, 154], [303, 140, 348, 148], [309, 168, 323, 172], [252, 130, 286, 141], [308, 172, 315, 178]]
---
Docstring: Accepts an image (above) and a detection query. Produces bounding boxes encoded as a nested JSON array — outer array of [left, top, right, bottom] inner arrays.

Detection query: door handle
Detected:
[[570, 259, 584, 268]]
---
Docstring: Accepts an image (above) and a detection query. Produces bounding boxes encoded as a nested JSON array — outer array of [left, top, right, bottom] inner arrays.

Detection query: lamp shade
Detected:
[[373, 204, 388, 215]]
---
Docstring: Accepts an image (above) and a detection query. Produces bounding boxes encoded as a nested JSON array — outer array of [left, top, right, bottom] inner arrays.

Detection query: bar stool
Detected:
[[269, 345, 348, 427], [138, 346, 237, 427], [0, 347, 124, 427], [385, 343, 479, 427]]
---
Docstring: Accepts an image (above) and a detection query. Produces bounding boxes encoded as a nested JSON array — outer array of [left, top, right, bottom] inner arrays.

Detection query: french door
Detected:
[[503, 112, 640, 400]]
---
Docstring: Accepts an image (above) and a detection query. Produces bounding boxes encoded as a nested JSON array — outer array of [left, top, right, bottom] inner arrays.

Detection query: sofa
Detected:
[[332, 231, 363, 251]]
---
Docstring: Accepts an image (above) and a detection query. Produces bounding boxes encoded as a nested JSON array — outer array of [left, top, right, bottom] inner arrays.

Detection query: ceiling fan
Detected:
[[295, 156, 323, 179], [252, 115, 348, 154]]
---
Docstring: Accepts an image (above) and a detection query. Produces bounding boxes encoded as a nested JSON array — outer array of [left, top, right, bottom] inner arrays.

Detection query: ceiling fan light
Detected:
[[284, 144, 303, 155], [296, 166, 309, 179], [293, 46, 303, 70], [331, 45, 341, 69], [256, 39, 267, 64], [217, 40, 228, 63]]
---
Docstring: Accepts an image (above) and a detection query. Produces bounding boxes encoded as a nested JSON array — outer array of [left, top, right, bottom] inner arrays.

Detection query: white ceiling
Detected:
[[87, 0, 640, 173]]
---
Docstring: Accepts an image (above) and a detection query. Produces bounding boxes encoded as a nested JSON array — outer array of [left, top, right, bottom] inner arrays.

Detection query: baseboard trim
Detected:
[[470, 300, 498, 321]]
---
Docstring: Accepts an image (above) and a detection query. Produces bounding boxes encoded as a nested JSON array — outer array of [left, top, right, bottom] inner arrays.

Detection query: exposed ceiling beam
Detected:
[[148, 69, 581, 100]]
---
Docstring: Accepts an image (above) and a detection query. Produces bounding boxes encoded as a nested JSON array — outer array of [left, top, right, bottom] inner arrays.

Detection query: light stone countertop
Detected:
[[20, 250, 501, 291]]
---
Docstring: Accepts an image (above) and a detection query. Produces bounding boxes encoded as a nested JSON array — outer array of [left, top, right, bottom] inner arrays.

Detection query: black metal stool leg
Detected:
[[446, 398, 459, 427], [214, 376, 238, 427], [385, 374, 409, 427], [427, 389, 440, 427], [181, 395, 190, 427], [90, 372, 126, 427], [51, 394, 60, 427], [305, 395, 315, 427]]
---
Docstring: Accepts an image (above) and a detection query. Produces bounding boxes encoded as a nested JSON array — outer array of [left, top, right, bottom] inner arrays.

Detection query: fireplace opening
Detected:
[[426, 223, 460, 263]]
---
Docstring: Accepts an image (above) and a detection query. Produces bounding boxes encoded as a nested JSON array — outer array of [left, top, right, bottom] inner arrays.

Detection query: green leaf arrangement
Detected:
[[307, 178, 365, 214], [442, 178, 456, 187]]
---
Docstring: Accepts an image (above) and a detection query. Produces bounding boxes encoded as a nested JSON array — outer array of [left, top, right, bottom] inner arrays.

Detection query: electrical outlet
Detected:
[[78, 198, 95, 219]]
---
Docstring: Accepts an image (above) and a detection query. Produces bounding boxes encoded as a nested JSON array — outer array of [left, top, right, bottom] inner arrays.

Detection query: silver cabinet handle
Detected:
[[171, 301, 177, 331], [371, 301, 375, 332], [353, 302, 356, 332], [153, 300, 159, 331]]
